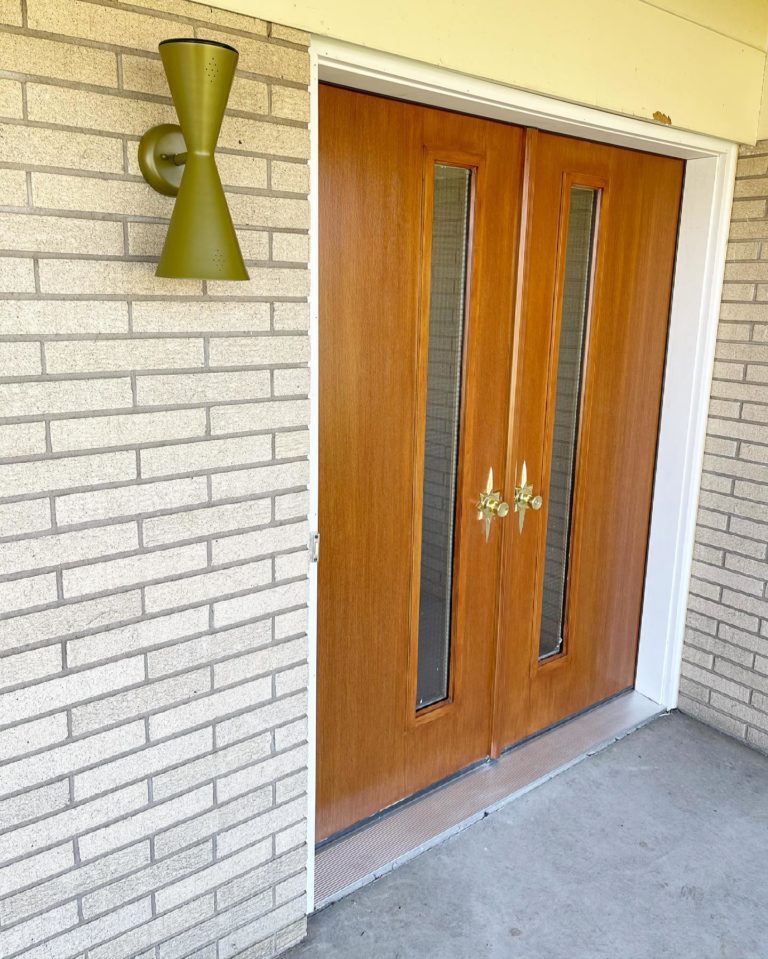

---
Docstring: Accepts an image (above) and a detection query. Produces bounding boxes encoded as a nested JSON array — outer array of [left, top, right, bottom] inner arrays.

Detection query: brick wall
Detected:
[[679, 141, 768, 755], [0, 1, 310, 956]]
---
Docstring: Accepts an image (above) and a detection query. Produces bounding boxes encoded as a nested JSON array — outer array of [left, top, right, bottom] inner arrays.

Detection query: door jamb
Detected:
[[306, 37, 737, 911]]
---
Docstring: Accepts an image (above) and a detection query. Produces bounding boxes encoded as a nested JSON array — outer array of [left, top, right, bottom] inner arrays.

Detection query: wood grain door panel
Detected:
[[317, 86, 523, 840], [494, 131, 684, 748]]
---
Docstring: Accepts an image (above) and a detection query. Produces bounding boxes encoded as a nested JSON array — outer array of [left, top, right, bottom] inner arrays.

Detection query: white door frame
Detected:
[[305, 37, 737, 910]]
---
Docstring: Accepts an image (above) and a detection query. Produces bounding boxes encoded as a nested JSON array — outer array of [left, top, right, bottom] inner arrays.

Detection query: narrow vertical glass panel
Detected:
[[416, 164, 472, 709], [539, 186, 599, 660]]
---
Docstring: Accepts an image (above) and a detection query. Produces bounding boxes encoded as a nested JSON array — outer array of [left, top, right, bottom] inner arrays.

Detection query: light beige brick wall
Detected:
[[0, 0, 310, 955], [680, 141, 768, 755]]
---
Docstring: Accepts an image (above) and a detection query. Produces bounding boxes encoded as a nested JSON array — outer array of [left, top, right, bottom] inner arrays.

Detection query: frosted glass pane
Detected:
[[416, 164, 472, 709], [539, 187, 598, 660]]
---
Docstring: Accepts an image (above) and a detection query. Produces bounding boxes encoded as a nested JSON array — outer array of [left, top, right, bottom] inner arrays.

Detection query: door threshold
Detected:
[[313, 690, 663, 910]]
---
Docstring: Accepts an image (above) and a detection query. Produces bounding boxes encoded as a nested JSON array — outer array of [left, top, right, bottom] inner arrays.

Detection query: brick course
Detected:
[[680, 140, 768, 755], [0, 0, 309, 955]]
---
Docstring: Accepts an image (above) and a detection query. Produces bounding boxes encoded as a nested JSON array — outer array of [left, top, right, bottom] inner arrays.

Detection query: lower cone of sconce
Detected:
[[156, 152, 247, 280]]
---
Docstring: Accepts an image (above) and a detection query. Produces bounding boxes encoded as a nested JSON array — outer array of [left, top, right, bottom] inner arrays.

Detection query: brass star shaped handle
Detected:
[[477, 467, 510, 542], [513, 460, 543, 533]]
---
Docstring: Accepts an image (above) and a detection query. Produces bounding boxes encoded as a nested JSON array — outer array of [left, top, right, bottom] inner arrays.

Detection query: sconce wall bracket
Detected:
[[138, 123, 186, 197]]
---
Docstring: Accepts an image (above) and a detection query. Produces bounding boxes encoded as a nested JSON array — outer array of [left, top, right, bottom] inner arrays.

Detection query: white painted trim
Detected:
[[635, 149, 736, 707], [305, 36, 736, 907], [305, 46, 320, 915]]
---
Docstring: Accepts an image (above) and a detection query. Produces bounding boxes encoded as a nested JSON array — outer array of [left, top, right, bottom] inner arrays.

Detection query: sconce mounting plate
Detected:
[[138, 123, 186, 197]]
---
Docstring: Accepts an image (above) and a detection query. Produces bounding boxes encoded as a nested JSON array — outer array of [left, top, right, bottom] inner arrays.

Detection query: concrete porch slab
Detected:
[[291, 713, 768, 958]]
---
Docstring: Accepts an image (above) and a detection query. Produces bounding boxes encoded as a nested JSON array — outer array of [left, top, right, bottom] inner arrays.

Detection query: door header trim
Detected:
[[315, 38, 732, 161]]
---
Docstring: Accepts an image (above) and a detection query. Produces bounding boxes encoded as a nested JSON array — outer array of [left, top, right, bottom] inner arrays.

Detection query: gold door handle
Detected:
[[513, 460, 543, 533], [477, 467, 509, 542]]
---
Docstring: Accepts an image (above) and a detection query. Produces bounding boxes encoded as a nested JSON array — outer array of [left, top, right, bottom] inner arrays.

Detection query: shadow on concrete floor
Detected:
[[290, 713, 768, 959]]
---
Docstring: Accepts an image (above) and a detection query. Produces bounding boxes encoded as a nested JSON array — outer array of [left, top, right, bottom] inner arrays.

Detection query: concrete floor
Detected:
[[291, 713, 768, 959]]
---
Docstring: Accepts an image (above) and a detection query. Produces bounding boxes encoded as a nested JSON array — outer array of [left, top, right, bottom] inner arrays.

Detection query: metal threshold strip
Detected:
[[314, 690, 663, 909]]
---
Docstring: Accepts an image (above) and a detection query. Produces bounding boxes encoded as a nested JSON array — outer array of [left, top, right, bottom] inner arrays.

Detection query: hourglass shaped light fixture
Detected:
[[138, 38, 248, 281]]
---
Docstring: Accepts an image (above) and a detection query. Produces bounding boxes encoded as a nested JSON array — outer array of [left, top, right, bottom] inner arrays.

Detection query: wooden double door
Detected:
[[317, 85, 683, 842]]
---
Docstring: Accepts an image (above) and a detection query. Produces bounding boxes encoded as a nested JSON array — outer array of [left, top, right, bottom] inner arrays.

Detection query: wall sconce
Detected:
[[138, 38, 248, 281]]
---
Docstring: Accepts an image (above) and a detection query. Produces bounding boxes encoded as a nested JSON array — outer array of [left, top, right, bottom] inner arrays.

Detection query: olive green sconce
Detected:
[[138, 38, 248, 281]]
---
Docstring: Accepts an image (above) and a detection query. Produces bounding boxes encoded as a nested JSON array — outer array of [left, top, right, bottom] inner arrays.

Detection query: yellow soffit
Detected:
[[200, 0, 766, 143]]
